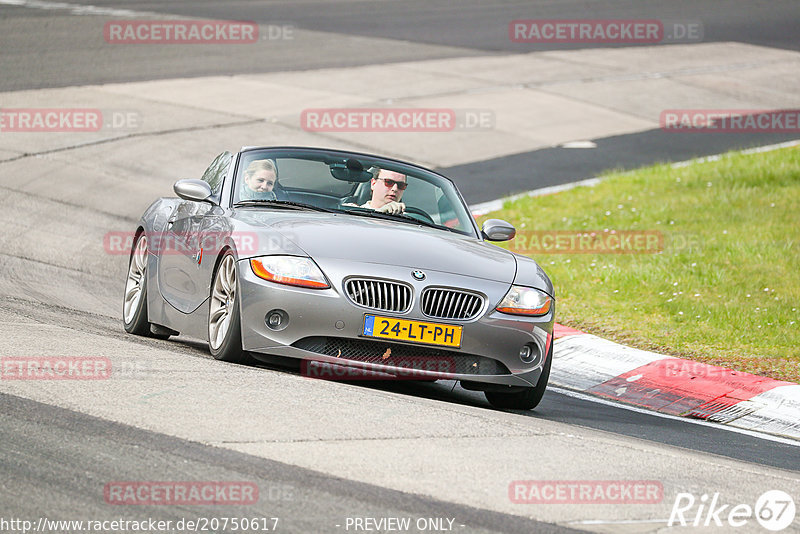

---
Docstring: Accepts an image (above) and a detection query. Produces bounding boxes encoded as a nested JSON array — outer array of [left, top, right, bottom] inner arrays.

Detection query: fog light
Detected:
[[519, 344, 541, 365], [265, 309, 288, 330]]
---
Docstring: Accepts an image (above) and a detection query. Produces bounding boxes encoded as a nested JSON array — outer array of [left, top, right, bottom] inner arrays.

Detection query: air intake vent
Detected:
[[421, 288, 484, 320], [293, 336, 511, 376], [345, 278, 412, 313]]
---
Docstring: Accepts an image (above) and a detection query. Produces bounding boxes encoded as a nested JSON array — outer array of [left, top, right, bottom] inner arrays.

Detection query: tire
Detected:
[[123, 232, 173, 340], [485, 344, 552, 410], [123, 233, 153, 336], [208, 251, 251, 364]]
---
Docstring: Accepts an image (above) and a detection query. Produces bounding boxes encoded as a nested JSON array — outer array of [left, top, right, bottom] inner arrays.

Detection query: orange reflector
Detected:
[[497, 298, 551, 316], [249, 259, 329, 289]]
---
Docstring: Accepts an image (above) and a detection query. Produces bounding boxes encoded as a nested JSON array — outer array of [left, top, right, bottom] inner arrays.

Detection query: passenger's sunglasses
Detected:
[[377, 178, 408, 190]]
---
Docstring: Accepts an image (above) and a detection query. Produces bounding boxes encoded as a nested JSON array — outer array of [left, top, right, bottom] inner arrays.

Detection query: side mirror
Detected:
[[481, 219, 516, 242], [173, 179, 213, 203]]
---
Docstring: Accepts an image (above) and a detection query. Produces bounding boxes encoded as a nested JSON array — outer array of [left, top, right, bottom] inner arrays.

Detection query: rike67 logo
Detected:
[[669, 490, 796, 531]]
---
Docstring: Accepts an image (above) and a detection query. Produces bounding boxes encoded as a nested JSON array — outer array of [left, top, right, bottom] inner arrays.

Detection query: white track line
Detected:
[[568, 519, 670, 526], [0, 0, 167, 17], [471, 177, 602, 216], [549, 386, 800, 447]]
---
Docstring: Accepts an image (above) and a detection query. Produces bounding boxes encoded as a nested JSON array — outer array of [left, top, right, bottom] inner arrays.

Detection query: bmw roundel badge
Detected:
[[412, 270, 426, 281]]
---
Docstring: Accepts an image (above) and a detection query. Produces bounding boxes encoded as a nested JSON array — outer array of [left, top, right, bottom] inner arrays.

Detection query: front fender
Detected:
[[511, 253, 555, 297]]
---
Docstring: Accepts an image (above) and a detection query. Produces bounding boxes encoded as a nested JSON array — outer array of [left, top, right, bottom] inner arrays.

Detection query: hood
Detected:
[[236, 211, 517, 283]]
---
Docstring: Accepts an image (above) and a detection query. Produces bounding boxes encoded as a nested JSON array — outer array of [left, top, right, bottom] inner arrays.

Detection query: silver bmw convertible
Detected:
[[123, 146, 555, 409]]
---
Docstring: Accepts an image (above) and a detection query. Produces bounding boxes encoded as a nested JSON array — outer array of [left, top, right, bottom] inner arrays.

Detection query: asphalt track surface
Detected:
[[1, 1, 799, 533], [3, 0, 799, 202], [2, 393, 578, 534], [2, 0, 799, 92]]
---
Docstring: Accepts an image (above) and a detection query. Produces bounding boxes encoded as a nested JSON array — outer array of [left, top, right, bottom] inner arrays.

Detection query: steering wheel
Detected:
[[403, 206, 435, 224]]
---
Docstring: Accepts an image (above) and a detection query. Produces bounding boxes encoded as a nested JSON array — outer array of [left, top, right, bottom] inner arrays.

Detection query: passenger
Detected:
[[241, 159, 278, 201], [361, 169, 407, 214]]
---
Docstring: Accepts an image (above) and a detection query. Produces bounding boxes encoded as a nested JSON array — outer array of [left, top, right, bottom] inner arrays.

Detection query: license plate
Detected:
[[362, 315, 462, 348]]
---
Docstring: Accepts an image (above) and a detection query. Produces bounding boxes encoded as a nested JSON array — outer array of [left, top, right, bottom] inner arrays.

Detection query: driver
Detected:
[[361, 169, 407, 214], [241, 159, 278, 201]]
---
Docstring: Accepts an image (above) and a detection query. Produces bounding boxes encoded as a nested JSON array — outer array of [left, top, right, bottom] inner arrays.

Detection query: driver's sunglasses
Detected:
[[377, 178, 408, 190]]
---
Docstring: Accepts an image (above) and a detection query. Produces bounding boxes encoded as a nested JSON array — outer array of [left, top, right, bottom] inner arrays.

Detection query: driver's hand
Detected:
[[376, 201, 405, 215]]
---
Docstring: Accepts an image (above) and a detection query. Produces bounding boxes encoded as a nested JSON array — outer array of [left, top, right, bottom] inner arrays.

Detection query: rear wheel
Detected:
[[208, 252, 251, 364], [485, 344, 552, 410]]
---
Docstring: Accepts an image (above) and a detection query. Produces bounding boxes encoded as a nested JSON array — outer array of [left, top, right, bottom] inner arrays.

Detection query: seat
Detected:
[[273, 182, 291, 201], [338, 182, 372, 208]]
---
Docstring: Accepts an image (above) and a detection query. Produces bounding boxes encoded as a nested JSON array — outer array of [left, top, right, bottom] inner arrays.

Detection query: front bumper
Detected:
[[238, 258, 554, 388]]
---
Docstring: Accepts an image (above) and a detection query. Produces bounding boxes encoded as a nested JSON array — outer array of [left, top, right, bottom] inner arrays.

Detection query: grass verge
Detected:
[[481, 146, 800, 382]]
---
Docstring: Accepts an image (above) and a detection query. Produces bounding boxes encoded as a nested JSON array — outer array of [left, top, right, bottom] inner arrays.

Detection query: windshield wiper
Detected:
[[233, 200, 335, 212]]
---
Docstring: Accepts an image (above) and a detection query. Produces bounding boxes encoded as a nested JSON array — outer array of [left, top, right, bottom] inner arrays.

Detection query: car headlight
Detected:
[[496, 285, 552, 316], [250, 256, 330, 289]]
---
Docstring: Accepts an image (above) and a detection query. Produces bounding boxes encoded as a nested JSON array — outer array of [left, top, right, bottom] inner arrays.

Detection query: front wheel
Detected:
[[208, 252, 251, 364], [122, 233, 173, 339], [485, 344, 552, 410], [123, 233, 152, 335]]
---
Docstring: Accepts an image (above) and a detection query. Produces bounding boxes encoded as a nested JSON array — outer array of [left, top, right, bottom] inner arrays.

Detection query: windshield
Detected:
[[231, 148, 477, 236]]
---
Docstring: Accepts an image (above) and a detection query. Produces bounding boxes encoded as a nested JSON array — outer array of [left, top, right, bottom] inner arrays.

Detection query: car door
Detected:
[[158, 152, 231, 313]]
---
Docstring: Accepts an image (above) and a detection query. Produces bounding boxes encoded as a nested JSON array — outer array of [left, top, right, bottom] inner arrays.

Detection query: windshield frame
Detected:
[[227, 146, 480, 238]]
